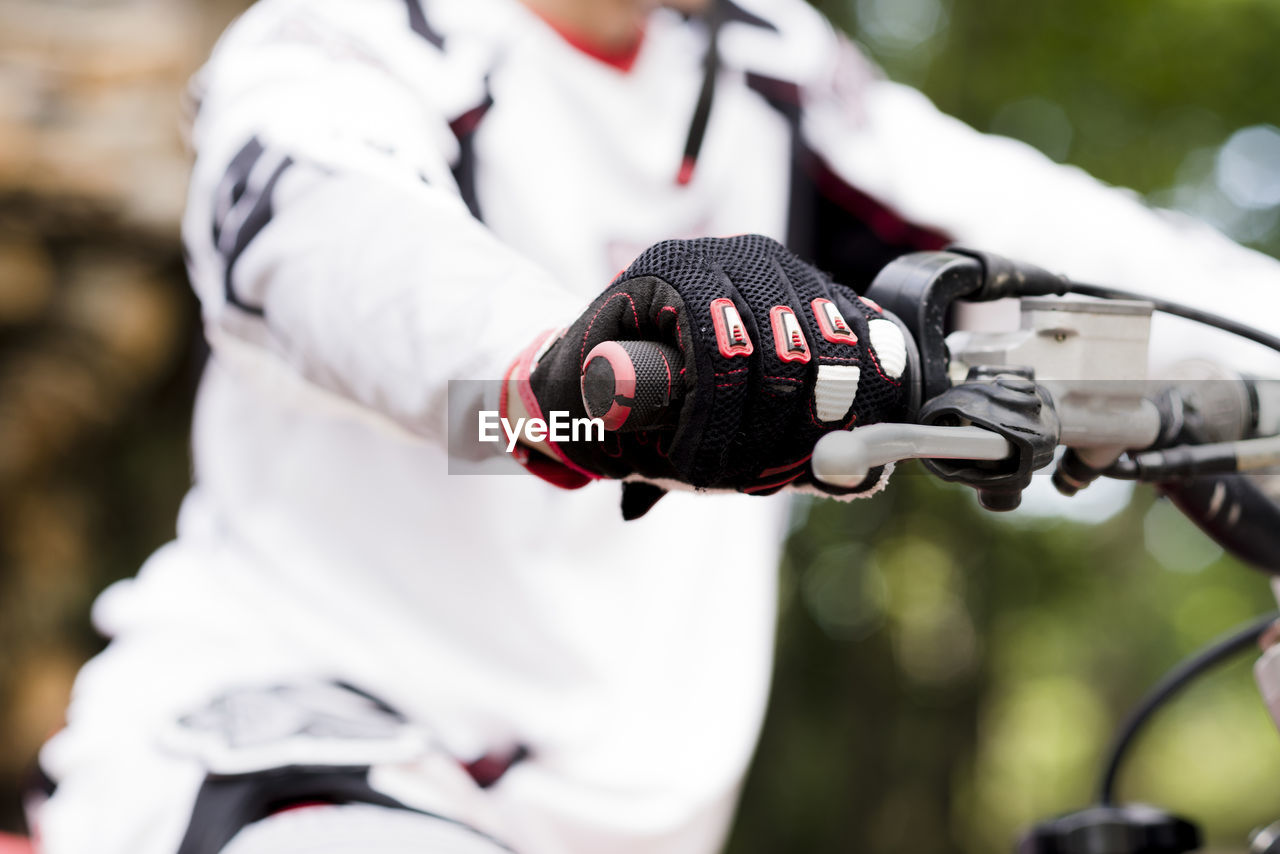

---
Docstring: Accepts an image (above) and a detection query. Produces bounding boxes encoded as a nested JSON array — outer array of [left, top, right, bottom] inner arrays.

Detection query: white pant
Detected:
[[33, 564, 516, 854], [35, 521, 762, 854], [222, 805, 508, 854]]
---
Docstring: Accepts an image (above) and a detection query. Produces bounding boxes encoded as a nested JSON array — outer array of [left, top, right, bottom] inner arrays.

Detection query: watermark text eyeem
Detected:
[[479, 410, 604, 452]]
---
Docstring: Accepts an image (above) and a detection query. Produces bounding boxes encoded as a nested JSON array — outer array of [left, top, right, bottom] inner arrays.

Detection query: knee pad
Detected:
[[165, 681, 517, 854]]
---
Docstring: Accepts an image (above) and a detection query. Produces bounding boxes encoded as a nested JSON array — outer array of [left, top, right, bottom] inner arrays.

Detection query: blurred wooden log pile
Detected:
[[0, 0, 247, 829]]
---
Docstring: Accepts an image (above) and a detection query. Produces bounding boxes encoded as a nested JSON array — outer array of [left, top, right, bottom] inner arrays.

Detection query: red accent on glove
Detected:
[[501, 330, 600, 490]]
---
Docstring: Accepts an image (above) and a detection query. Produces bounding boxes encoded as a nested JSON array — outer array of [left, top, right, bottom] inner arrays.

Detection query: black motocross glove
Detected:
[[510, 235, 910, 516]]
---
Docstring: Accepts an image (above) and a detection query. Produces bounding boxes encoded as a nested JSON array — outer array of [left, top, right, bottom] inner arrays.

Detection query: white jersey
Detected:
[[37, 1, 1280, 853]]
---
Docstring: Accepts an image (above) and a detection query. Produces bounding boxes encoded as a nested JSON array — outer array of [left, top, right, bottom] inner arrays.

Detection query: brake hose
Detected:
[[1098, 611, 1280, 805]]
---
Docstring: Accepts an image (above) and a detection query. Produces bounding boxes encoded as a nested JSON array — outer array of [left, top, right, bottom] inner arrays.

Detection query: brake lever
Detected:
[[811, 423, 1012, 488]]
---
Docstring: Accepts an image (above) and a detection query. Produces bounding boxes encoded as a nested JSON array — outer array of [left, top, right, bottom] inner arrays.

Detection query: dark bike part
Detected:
[[1160, 476, 1280, 575], [1098, 611, 1278, 805], [1167, 370, 1257, 445], [1109, 370, 1280, 574], [864, 250, 1069, 414], [864, 251, 983, 411], [965, 364, 1035, 382], [581, 341, 684, 432], [1054, 449, 1108, 497], [1101, 371, 1263, 482], [978, 490, 1023, 512], [1019, 805, 1200, 854], [1107, 446, 1243, 481], [947, 246, 1071, 302], [1249, 820, 1280, 854], [917, 371, 1061, 511]]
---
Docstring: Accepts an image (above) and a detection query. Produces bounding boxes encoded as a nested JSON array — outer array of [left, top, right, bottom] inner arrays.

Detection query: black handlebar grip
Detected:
[[580, 340, 685, 432]]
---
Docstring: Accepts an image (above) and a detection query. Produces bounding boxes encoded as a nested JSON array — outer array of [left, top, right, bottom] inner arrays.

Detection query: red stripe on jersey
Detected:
[[676, 155, 696, 186], [449, 100, 493, 138]]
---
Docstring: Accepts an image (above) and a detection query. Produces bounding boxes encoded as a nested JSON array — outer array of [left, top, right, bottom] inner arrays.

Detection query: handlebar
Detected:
[[577, 251, 1280, 531], [581, 340, 684, 432], [579, 337, 1019, 483]]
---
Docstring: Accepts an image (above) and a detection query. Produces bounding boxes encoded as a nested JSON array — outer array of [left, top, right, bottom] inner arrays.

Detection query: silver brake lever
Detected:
[[812, 424, 1012, 488]]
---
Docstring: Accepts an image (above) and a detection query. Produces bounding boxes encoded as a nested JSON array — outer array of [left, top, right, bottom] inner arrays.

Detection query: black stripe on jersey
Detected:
[[212, 136, 265, 248], [212, 137, 294, 317], [744, 73, 801, 112], [405, 0, 445, 49], [331, 680, 407, 720], [745, 73, 949, 289], [677, 8, 719, 185], [24, 761, 57, 801], [720, 0, 779, 32], [448, 86, 494, 222]]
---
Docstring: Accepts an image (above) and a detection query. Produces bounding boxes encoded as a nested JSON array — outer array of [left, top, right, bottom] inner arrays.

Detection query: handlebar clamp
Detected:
[[863, 249, 1068, 416]]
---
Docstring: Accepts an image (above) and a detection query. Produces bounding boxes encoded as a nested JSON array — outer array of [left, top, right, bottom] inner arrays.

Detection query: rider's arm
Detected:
[[776, 3, 1280, 361], [183, 0, 581, 445]]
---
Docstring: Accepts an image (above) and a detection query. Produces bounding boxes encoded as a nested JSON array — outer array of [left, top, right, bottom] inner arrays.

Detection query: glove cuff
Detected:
[[501, 330, 602, 490], [792, 462, 895, 501]]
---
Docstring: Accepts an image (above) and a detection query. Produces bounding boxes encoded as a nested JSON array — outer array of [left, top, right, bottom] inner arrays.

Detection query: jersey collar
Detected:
[[526, 8, 646, 72]]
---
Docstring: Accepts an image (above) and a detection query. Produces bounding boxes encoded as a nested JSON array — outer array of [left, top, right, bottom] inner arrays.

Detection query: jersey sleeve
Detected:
[[767, 1, 1280, 369], [182, 0, 583, 446]]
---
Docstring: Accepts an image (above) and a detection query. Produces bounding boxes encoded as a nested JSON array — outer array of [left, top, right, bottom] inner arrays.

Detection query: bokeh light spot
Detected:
[[1144, 497, 1223, 573], [1216, 125, 1280, 210]]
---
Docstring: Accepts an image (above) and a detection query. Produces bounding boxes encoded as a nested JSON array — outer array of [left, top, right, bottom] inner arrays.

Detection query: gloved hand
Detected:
[[503, 235, 911, 518]]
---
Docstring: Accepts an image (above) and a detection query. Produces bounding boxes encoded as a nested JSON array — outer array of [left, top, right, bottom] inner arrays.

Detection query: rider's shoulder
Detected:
[[208, 0, 485, 61], [720, 0, 870, 93], [720, 0, 838, 42]]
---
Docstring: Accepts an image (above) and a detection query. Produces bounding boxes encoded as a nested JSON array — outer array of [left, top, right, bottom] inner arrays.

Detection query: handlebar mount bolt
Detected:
[[978, 489, 1022, 512]]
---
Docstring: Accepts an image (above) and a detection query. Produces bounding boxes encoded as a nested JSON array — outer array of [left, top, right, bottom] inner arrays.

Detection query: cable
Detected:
[[1068, 283, 1280, 358], [1098, 611, 1279, 805]]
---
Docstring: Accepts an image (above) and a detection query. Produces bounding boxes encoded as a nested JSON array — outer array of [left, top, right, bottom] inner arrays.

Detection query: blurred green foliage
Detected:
[[728, 1, 1280, 852], [844, 0, 1280, 253], [730, 477, 1279, 854]]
